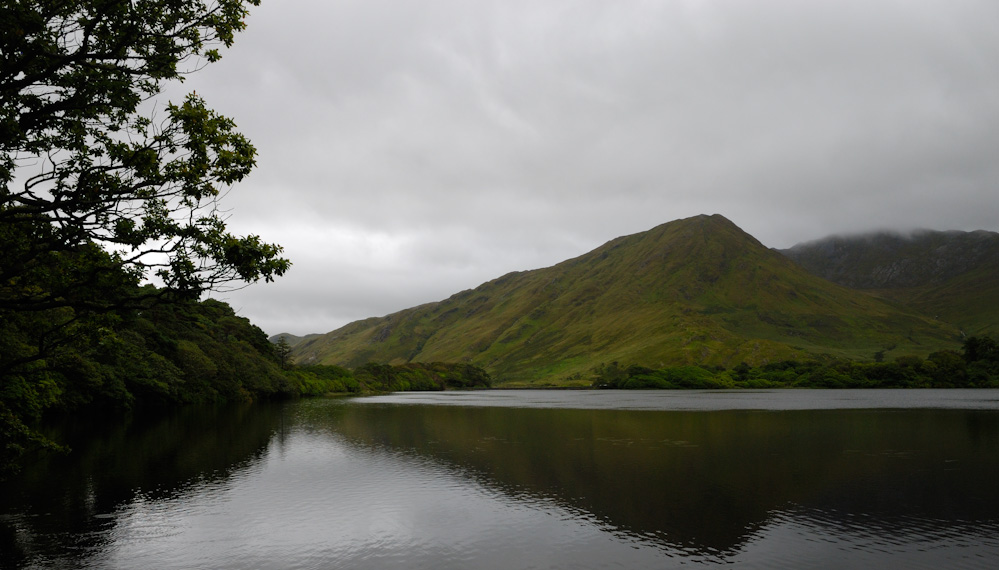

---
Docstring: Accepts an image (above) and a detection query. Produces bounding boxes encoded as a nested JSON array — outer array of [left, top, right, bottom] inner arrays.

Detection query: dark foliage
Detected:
[[1, 0, 289, 477], [0, 289, 492, 476], [594, 336, 998, 390], [352, 361, 492, 392]]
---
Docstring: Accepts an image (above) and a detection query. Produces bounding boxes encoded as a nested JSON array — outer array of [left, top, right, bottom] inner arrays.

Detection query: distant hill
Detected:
[[780, 229, 999, 336], [269, 333, 322, 347], [293, 215, 960, 385]]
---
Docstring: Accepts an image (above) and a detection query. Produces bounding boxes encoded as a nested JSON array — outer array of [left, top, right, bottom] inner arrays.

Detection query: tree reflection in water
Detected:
[[0, 403, 287, 568]]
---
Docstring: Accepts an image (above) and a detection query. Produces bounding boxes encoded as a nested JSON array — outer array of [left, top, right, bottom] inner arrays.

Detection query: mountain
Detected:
[[780, 229, 999, 336], [294, 215, 960, 385], [268, 332, 322, 347]]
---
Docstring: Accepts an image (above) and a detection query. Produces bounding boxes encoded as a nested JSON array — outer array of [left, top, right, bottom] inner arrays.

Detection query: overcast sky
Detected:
[[167, 0, 999, 336]]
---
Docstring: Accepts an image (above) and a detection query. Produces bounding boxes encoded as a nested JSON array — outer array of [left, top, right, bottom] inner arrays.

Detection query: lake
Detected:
[[3, 389, 998, 569]]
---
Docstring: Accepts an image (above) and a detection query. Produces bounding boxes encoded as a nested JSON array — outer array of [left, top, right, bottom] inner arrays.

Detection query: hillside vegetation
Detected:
[[294, 215, 962, 385]]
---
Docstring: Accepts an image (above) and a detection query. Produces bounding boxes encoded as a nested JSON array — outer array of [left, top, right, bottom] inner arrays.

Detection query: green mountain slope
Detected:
[[781, 229, 999, 335], [294, 215, 960, 385]]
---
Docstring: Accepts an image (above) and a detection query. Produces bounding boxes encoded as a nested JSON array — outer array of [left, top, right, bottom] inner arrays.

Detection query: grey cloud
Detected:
[[179, 0, 999, 334]]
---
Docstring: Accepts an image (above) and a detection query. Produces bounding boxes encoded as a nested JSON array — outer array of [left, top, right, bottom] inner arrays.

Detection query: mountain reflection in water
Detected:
[[2, 390, 998, 569], [330, 400, 999, 556]]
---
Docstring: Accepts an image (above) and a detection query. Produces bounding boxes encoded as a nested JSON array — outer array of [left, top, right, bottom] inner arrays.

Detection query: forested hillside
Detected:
[[0, 292, 491, 476]]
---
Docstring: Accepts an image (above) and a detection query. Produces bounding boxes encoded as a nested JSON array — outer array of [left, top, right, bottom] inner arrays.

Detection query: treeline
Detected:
[[287, 361, 493, 395], [593, 336, 999, 389], [1, 294, 490, 476], [3, 296, 294, 424], [1, 294, 282, 475]]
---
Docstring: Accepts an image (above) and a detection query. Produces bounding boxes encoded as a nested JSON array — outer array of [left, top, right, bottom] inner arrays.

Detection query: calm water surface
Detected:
[[2, 389, 998, 569]]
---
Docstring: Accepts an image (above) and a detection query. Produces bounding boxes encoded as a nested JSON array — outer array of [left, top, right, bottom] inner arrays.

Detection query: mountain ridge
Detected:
[[780, 229, 999, 288], [779, 228, 999, 335]]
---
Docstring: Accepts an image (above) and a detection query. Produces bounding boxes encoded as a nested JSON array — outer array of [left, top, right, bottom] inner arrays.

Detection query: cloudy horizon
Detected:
[[164, 0, 998, 336]]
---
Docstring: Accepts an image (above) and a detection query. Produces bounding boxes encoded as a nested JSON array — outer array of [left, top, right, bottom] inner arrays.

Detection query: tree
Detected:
[[962, 335, 998, 365], [962, 335, 999, 387], [2, 0, 287, 308], [927, 349, 968, 387], [1, 0, 288, 355], [274, 336, 292, 370], [1, 0, 288, 472]]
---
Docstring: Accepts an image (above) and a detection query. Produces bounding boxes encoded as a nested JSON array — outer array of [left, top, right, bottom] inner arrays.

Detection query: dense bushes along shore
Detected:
[[0, 295, 490, 477], [286, 362, 494, 395], [593, 335, 999, 389]]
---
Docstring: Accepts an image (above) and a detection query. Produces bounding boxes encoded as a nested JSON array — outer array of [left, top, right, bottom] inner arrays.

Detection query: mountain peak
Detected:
[[649, 213, 740, 234]]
